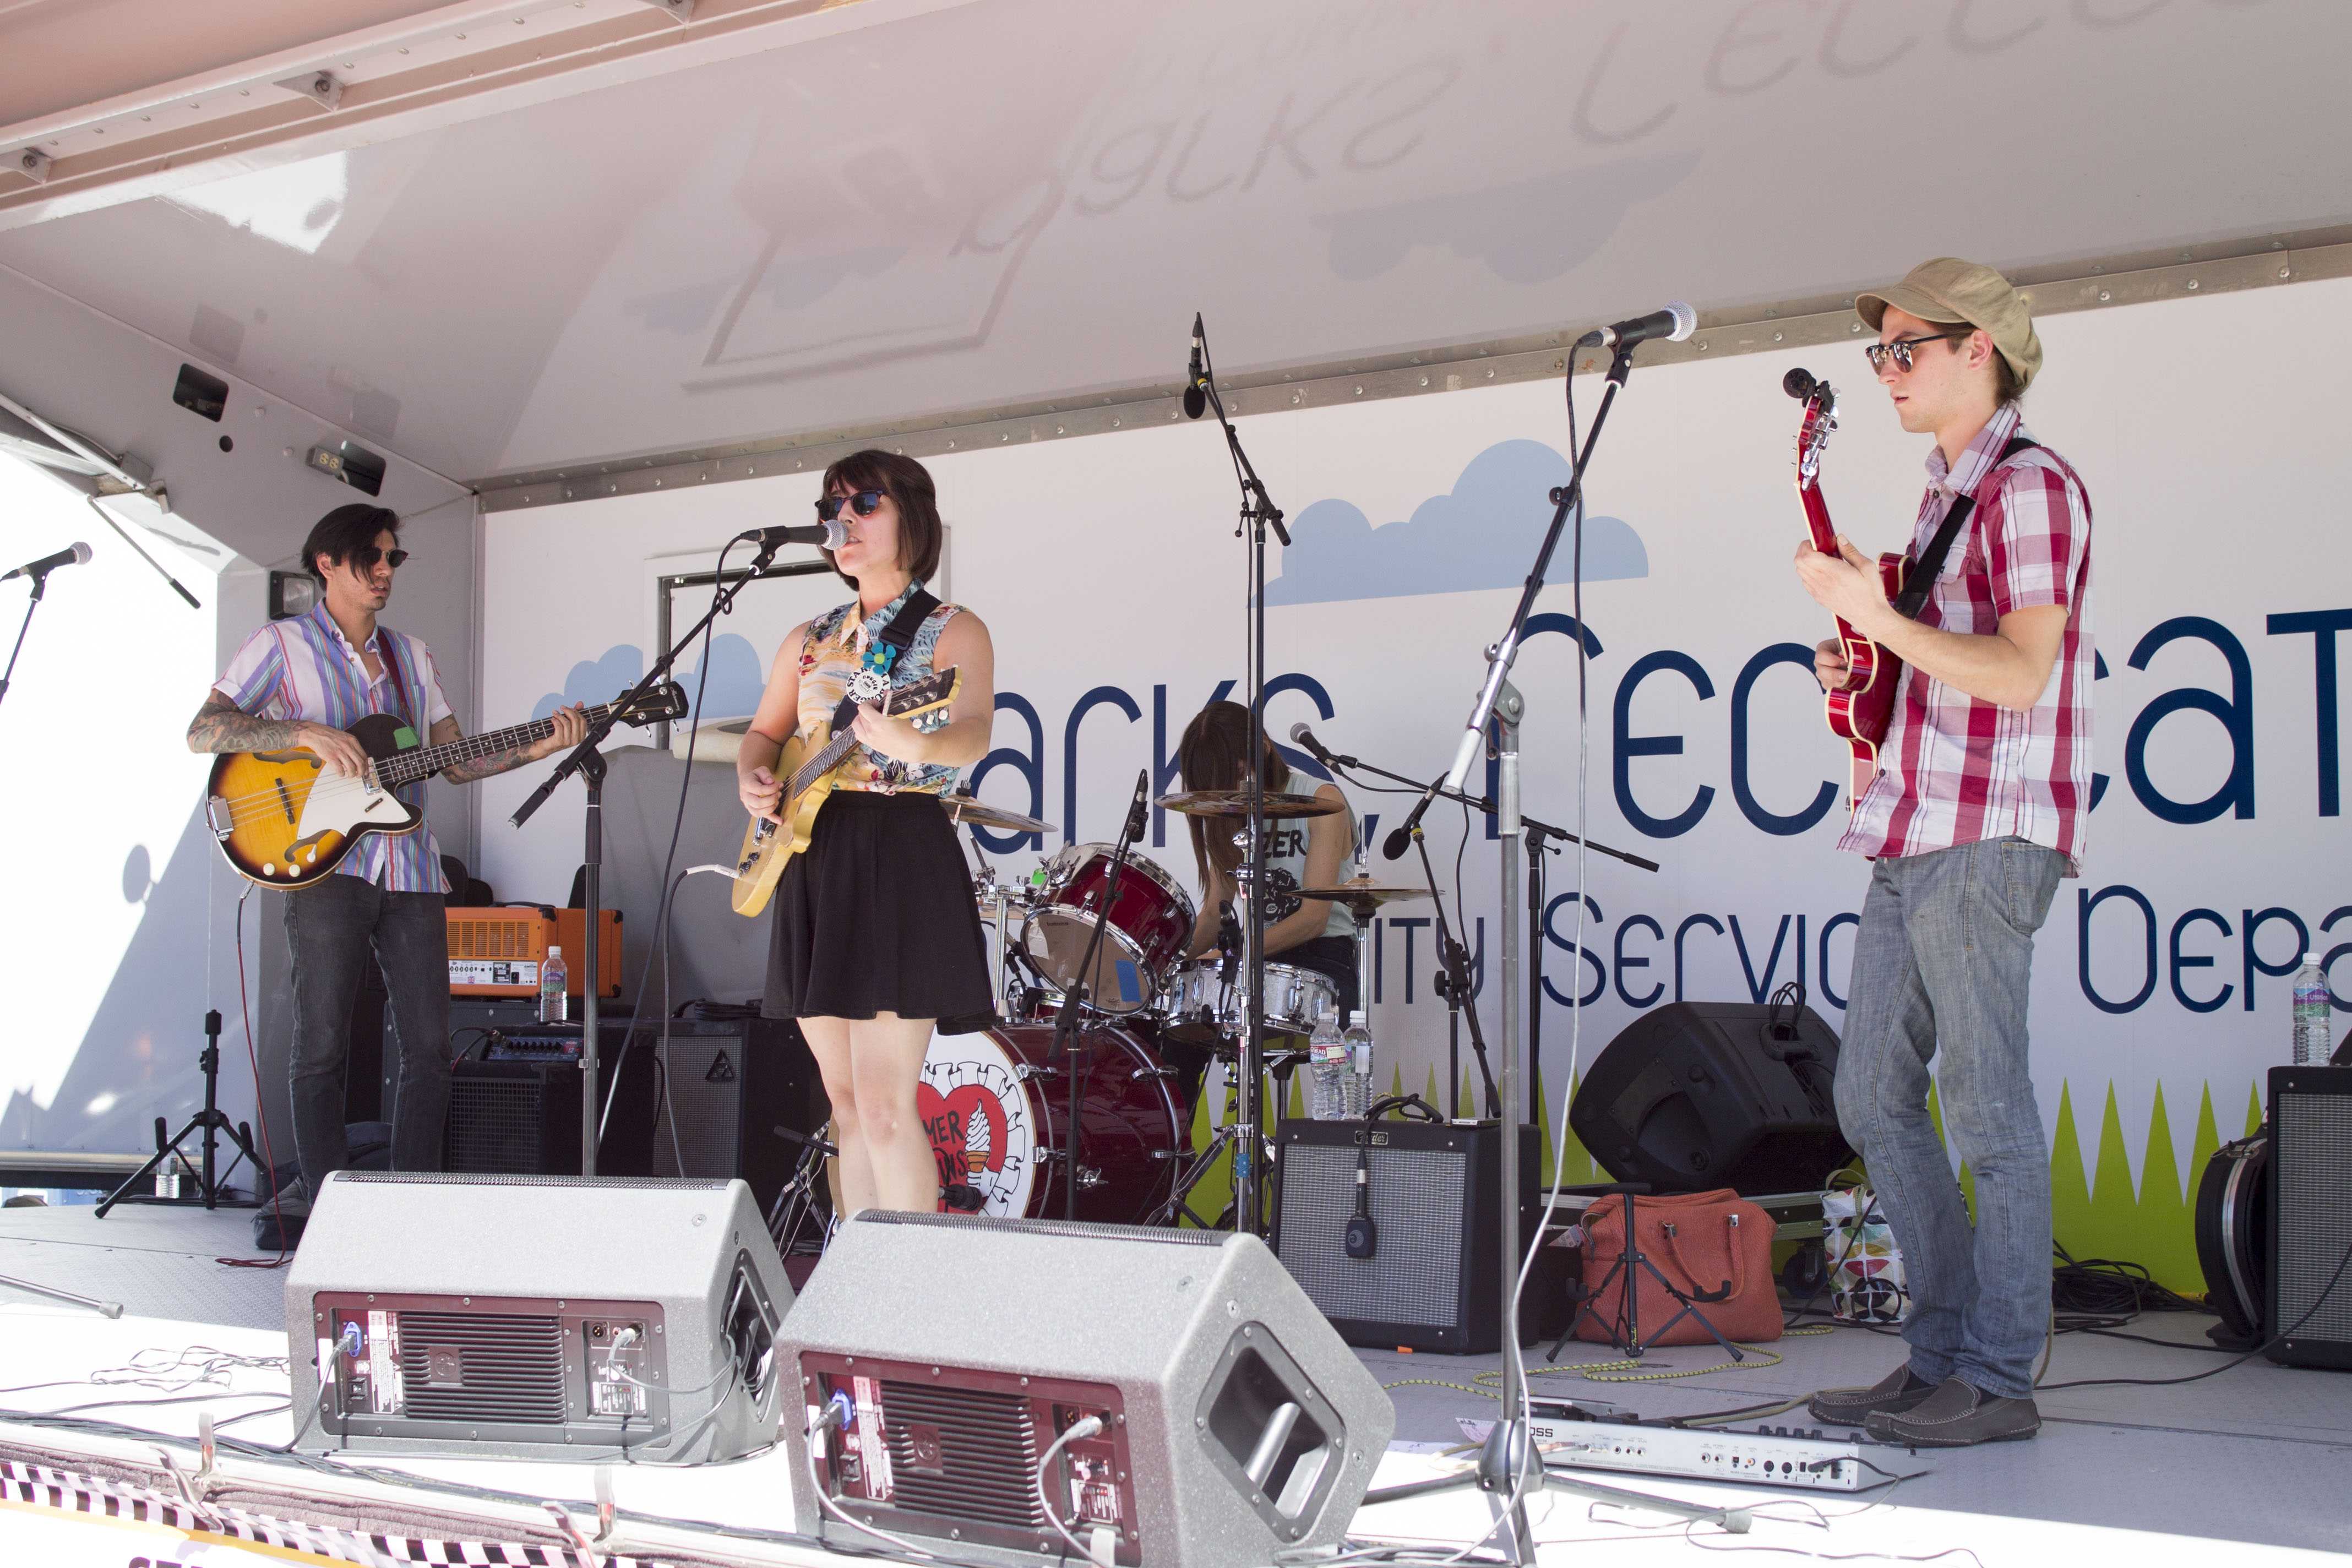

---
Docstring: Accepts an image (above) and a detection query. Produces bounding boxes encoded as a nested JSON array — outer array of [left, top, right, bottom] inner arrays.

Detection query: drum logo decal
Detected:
[[918, 1049, 1031, 1215]]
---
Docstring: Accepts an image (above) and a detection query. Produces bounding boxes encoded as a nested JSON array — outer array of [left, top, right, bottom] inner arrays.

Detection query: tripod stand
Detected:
[[98, 1010, 264, 1217], [1549, 1184, 1743, 1362]]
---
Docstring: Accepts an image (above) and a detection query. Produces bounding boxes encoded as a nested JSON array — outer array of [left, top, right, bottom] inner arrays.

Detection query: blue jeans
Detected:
[[1835, 836, 2066, 1398], [282, 875, 451, 1198]]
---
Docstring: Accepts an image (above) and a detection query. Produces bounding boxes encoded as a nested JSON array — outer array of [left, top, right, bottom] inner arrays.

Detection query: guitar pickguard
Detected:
[[294, 769, 412, 842]]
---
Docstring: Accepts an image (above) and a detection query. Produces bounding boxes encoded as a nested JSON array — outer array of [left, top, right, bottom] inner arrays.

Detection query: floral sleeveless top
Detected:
[[796, 580, 965, 796]]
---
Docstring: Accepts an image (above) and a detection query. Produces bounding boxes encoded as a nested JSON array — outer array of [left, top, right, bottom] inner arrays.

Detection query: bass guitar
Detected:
[[1787, 367, 1901, 808], [206, 683, 688, 888], [731, 666, 962, 917]]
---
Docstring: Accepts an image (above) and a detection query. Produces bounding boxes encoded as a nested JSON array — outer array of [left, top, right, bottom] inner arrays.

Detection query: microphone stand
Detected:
[[1192, 315, 1288, 1237], [0, 563, 59, 715], [511, 534, 785, 1173], [1048, 772, 1147, 1221], [1404, 815, 1498, 1120]]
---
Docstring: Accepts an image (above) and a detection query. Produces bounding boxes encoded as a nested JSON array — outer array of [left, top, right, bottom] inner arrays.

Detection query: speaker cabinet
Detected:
[[647, 1016, 824, 1210], [1274, 1120, 1544, 1353], [2267, 1066, 2352, 1369], [444, 1019, 657, 1178], [288, 1173, 792, 1461], [779, 1212, 1393, 1568], [1570, 1001, 1851, 1194]]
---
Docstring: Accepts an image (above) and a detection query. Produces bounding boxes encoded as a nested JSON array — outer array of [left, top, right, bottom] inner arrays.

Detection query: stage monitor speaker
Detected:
[[1570, 1000, 1850, 1195], [779, 1212, 1393, 1568], [1273, 1119, 1549, 1353], [2267, 1066, 2352, 1369], [288, 1173, 791, 1461], [648, 1015, 823, 1211]]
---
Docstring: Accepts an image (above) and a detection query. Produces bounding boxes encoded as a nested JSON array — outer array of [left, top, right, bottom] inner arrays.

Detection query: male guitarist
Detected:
[[1793, 259, 2093, 1446], [187, 503, 585, 1230]]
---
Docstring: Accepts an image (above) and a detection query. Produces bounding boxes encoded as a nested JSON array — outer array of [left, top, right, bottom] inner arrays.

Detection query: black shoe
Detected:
[[1809, 1365, 1939, 1427], [1864, 1377, 2040, 1447]]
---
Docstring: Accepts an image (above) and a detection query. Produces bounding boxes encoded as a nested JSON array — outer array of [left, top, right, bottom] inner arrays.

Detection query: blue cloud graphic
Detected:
[[1263, 440, 1646, 606], [535, 645, 644, 719], [531, 634, 765, 727], [1316, 153, 1699, 285]]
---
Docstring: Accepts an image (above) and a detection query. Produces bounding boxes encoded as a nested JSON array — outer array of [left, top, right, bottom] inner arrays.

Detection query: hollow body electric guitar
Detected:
[[206, 683, 688, 888], [1787, 368, 1903, 808], [731, 665, 962, 918]]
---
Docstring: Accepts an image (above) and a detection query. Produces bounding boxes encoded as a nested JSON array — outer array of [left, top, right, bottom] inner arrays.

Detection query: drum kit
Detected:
[[916, 788, 1436, 1231]]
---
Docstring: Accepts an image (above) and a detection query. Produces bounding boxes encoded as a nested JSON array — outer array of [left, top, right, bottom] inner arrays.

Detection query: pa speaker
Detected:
[[1275, 1119, 1547, 1353], [649, 1015, 825, 1210], [2267, 1066, 2352, 1369], [779, 1212, 1393, 1568], [287, 1173, 791, 1461], [1570, 1000, 1850, 1194]]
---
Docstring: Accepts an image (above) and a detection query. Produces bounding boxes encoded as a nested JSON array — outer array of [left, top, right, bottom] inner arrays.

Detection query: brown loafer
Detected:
[[1865, 1377, 2040, 1446], [1808, 1364, 1940, 1427]]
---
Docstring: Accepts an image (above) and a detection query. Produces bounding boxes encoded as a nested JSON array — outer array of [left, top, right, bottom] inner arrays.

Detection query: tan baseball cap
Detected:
[[1856, 257, 2042, 392]]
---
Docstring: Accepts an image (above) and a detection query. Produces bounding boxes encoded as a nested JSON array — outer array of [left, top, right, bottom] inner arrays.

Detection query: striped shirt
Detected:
[[1839, 403, 2095, 873], [214, 603, 456, 892]]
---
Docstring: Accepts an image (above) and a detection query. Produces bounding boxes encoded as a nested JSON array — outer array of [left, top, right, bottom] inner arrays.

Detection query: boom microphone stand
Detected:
[[1188, 314, 1287, 1235], [1048, 771, 1149, 1219], [513, 535, 786, 1173]]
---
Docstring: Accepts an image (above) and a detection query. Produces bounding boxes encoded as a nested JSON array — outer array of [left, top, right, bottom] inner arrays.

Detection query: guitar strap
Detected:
[[828, 587, 940, 733], [372, 626, 417, 736], [1891, 434, 2040, 622]]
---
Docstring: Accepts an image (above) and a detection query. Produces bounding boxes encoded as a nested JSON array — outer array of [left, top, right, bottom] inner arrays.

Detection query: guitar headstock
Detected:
[[1784, 367, 1838, 488], [614, 680, 691, 728], [883, 666, 962, 721]]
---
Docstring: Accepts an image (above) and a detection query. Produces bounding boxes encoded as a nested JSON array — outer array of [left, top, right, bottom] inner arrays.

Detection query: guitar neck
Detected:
[[1797, 476, 1840, 557], [376, 700, 616, 786]]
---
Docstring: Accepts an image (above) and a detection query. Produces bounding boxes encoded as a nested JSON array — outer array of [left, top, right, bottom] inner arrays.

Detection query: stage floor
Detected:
[[0, 1200, 2345, 1562]]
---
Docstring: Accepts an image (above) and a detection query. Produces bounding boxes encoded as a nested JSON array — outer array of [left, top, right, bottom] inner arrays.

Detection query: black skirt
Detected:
[[762, 790, 994, 1024]]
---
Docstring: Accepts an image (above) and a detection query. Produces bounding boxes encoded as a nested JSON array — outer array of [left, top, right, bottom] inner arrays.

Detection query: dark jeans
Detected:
[[282, 875, 451, 1199], [1835, 836, 2067, 1397]]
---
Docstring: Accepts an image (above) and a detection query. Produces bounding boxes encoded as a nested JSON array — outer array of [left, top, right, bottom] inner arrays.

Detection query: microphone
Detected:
[[736, 519, 847, 552], [1122, 768, 1149, 842], [1182, 314, 1207, 420], [1381, 780, 1442, 861], [1286, 721, 1356, 770], [3, 541, 92, 583], [1574, 301, 1697, 351]]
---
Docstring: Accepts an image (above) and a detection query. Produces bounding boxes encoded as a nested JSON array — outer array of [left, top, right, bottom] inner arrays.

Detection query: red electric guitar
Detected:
[[1788, 367, 1902, 808]]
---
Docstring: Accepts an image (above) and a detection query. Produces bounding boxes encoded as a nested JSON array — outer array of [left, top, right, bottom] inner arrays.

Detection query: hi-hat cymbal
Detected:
[[1297, 877, 1439, 907], [941, 794, 1053, 836], [1155, 790, 1347, 819]]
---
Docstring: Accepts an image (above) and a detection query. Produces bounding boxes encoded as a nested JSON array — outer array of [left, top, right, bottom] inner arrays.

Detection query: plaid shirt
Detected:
[[214, 603, 456, 892], [1838, 403, 2095, 873]]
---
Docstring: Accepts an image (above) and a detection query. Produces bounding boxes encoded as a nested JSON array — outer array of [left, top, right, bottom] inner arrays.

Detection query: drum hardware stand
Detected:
[[97, 1010, 263, 1217], [764, 1124, 839, 1257], [1189, 312, 1288, 1236], [1047, 771, 1149, 1220], [515, 533, 786, 1174]]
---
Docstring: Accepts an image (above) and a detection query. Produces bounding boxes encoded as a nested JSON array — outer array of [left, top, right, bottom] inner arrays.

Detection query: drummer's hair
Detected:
[[818, 449, 944, 587], [1176, 700, 1291, 888]]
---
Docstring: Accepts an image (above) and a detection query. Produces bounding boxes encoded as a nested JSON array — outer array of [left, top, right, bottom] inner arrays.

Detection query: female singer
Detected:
[[1175, 700, 1359, 1017], [739, 451, 995, 1216]]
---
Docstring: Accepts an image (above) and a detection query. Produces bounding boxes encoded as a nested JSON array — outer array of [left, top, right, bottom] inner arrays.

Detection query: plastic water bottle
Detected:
[[1308, 1007, 1346, 1120], [1342, 1011, 1374, 1119], [2292, 954, 2333, 1065], [540, 945, 569, 1025]]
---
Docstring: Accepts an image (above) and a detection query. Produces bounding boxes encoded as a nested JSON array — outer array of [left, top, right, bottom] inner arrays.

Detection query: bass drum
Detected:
[[918, 1021, 1184, 1223]]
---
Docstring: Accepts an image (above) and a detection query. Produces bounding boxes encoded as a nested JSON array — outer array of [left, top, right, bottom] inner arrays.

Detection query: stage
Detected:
[[0, 1201, 2342, 1565]]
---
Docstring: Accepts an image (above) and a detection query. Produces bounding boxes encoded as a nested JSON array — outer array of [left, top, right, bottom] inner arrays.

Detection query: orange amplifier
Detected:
[[445, 906, 622, 997]]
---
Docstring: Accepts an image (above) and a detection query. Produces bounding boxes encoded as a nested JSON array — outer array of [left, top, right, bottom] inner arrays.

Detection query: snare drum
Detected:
[[918, 1021, 1184, 1223], [1021, 843, 1196, 1014], [1156, 959, 1340, 1044]]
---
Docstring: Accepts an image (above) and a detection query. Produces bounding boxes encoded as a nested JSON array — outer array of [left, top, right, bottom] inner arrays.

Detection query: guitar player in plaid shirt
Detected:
[[1793, 258, 2095, 1447]]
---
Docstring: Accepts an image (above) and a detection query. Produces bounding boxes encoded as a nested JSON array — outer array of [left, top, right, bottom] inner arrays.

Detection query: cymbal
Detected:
[[1297, 877, 1439, 907], [941, 794, 1053, 836], [1155, 790, 1348, 819]]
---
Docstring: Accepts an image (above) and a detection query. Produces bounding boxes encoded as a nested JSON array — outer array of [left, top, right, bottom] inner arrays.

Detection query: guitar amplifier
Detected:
[[445, 905, 620, 997], [444, 1019, 657, 1178], [2267, 1066, 2352, 1369], [1274, 1120, 1559, 1353]]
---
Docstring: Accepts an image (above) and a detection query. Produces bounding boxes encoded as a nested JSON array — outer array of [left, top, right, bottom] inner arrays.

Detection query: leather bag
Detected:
[[1573, 1188, 1782, 1345]]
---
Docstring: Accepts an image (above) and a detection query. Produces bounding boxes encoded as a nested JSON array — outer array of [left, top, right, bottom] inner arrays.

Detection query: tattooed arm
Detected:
[[435, 706, 588, 784], [187, 690, 369, 776]]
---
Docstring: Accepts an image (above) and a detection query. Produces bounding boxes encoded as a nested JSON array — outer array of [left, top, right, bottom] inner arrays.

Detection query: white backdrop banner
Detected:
[[478, 280, 2349, 1283]]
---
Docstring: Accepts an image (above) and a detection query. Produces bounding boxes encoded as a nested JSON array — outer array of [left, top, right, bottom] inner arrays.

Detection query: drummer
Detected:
[[1175, 700, 1359, 1019]]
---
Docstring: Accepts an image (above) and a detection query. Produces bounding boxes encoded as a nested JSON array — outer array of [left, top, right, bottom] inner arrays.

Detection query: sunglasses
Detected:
[[1864, 330, 1971, 374], [350, 545, 410, 571], [815, 489, 886, 524]]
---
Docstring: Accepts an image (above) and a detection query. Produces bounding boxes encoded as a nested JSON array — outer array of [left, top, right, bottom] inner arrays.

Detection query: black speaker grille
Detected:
[[447, 1079, 546, 1174], [2277, 1091, 2352, 1343], [878, 1380, 1047, 1529], [394, 1311, 565, 1424], [653, 1035, 742, 1180], [1276, 1143, 1467, 1329]]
